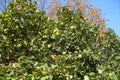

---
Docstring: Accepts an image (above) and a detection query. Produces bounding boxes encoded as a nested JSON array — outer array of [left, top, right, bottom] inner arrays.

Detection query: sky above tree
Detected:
[[91, 0, 120, 36]]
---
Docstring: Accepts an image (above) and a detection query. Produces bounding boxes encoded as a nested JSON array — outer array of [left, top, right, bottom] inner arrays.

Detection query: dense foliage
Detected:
[[0, 0, 120, 79]]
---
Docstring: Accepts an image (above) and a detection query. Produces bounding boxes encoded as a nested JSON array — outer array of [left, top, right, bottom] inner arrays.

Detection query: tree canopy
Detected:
[[0, 0, 120, 79]]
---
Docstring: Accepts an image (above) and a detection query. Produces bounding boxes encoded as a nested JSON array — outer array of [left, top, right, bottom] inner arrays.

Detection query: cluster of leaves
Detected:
[[0, 0, 120, 79]]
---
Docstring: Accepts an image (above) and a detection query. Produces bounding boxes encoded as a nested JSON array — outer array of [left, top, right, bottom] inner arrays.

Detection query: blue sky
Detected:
[[91, 0, 120, 36]]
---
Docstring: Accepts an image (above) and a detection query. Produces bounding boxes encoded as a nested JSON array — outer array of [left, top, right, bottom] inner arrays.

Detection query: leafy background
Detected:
[[0, 0, 120, 80]]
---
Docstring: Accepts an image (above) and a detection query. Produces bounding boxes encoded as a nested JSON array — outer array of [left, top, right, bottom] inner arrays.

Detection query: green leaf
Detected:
[[41, 75, 53, 80]]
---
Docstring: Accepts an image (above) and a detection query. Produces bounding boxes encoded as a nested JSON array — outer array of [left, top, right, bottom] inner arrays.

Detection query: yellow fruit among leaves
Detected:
[[17, 43, 22, 47], [48, 44, 52, 48], [51, 55, 57, 60], [78, 54, 82, 58]]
